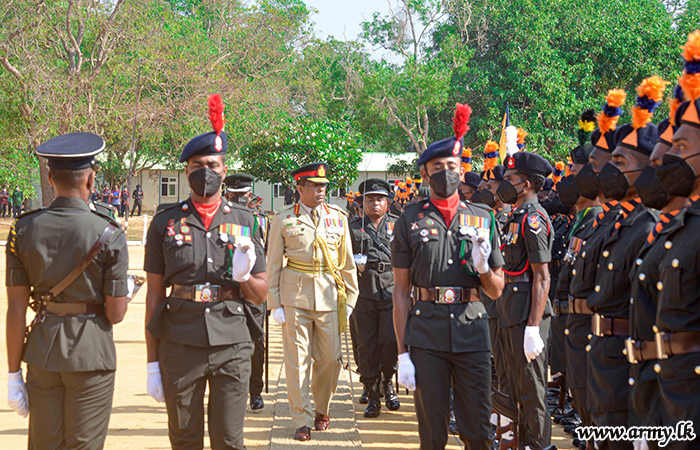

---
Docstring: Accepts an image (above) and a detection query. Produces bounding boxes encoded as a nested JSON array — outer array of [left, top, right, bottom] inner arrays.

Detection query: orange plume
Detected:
[[680, 31, 700, 101], [631, 76, 669, 129], [482, 141, 499, 171], [208, 94, 225, 135], [597, 89, 627, 135], [517, 128, 528, 145]]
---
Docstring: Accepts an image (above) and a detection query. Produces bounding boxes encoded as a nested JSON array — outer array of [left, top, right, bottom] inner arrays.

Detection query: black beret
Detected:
[[36, 132, 105, 170], [590, 129, 617, 154], [462, 172, 481, 189], [570, 142, 594, 164], [359, 178, 391, 196], [416, 136, 463, 166], [505, 152, 553, 177], [179, 131, 227, 163], [614, 123, 659, 156], [657, 118, 673, 146], [292, 162, 329, 183], [481, 165, 506, 181], [542, 178, 554, 191], [674, 98, 700, 130], [224, 173, 254, 192]]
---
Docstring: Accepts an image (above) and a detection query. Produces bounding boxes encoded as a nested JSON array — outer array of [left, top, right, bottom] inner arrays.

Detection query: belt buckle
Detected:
[[196, 283, 218, 303], [654, 331, 669, 360], [377, 262, 387, 273], [625, 338, 639, 364], [592, 313, 603, 337], [437, 287, 461, 304]]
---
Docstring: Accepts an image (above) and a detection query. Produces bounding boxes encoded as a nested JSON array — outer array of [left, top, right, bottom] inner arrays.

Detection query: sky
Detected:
[[303, 0, 395, 59]]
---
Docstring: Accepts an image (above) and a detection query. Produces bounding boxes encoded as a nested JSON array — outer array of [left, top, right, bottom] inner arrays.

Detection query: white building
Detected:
[[128, 152, 417, 213]]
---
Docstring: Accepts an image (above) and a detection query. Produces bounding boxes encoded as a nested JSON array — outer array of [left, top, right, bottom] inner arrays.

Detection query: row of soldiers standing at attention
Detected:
[[5, 31, 700, 450]]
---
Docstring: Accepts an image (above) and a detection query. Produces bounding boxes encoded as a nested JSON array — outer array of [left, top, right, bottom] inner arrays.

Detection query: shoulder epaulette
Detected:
[[327, 203, 348, 216], [15, 207, 45, 221], [91, 208, 121, 227], [467, 202, 493, 213], [154, 201, 183, 217]]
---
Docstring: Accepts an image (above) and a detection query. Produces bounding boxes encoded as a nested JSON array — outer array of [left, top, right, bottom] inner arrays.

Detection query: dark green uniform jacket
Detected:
[[144, 198, 266, 348], [391, 198, 504, 353], [6, 197, 129, 372], [480, 204, 512, 317]]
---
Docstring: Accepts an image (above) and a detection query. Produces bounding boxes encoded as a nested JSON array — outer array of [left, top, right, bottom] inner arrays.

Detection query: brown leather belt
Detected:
[[568, 295, 594, 315], [654, 331, 700, 360], [592, 314, 629, 337], [365, 261, 392, 273], [170, 284, 241, 303], [415, 287, 480, 304], [625, 339, 657, 364], [43, 302, 105, 317], [504, 273, 531, 284]]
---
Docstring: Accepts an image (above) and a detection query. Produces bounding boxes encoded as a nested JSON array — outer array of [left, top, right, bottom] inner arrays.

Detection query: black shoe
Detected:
[[364, 384, 381, 418], [250, 394, 264, 410], [382, 380, 400, 411], [359, 387, 368, 404]]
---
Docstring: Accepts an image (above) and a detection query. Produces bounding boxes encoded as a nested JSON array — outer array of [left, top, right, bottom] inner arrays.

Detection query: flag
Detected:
[[498, 104, 510, 164]]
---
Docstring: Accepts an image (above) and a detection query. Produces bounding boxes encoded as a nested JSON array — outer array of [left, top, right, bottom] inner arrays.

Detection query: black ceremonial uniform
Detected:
[[499, 196, 554, 449], [548, 212, 574, 375], [7, 198, 129, 450], [392, 198, 503, 450], [480, 204, 512, 394], [248, 210, 269, 403], [349, 213, 398, 388], [627, 211, 681, 439], [653, 200, 700, 450], [565, 202, 620, 433], [145, 198, 265, 450], [586, 201, 656, 438]]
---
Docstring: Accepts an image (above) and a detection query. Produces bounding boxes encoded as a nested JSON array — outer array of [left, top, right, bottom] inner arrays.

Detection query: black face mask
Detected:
[[428, 170, 461, 198], [552, 195, 572, 214], [540, 198, 556, 215], [188, 167, 222, 197], [497, 180, 525, 204], [634, 165, 671, 210], [655, 152, 700, 198], [574, 163, 600, 200], [459, 190, 468, 202], [472, 188, 496, 208], [597, 162, 641, 201], [557, 175, 581, 207]]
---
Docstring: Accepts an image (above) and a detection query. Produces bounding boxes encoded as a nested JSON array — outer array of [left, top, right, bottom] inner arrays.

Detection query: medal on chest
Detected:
[[506, 222, 520, 245], [386, 222, 394, 235], [220, 223, 251, 245], [459, 214, 491, 240]]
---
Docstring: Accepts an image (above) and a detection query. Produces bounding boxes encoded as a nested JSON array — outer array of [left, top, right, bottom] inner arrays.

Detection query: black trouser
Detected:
[[658, 353, 700, 450], [566, 313, 594, 448], [501, 318, 552, 450], [13, 204, 21, 217], [488, 316, 509, 396], [249, 303, 265, 397], [159, 340, 253, 450], [629, 363, 662, 450], [549, 313, 568, 374], [26, 365, 115, 450], [349, 311, 361, 372], [131, 199, 142, 216], [412, 347, 493, 450], [354, 297, 397, 385], [1, 203, 7, 217]]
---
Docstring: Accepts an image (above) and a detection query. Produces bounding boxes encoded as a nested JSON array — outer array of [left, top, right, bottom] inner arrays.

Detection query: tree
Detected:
[[239, 118, 363, 189]]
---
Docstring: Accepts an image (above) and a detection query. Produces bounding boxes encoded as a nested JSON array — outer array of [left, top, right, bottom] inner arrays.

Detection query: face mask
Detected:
[[597, 162, 641, 201], [472, 188, 496, 208], [459, 190, 467, 202], [188, 167, 222, 197], [428, 170, 461, 198], [655, 152, 700, 198], [574, 163, 600, 200], [557, 175, 581, 207], [540, 198, 556, 215], [552, 195, 571, 214], [634, 165, 671, 209], [497, 180, 525, 204]]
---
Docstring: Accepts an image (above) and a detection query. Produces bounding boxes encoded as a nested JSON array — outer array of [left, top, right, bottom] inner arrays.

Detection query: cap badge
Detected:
[[318, 165, 326, 177], [215, 135, 223, 152], [452, 141, 461, 156], [507, 157, 515, 169]]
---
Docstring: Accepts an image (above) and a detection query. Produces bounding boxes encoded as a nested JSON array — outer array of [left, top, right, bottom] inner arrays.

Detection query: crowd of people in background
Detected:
[[92, 184, 145, 218], [0, 186, 25, 218]]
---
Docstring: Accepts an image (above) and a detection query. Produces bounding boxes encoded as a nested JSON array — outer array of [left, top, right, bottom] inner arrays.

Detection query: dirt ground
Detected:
[[0, 246, 575, 449]]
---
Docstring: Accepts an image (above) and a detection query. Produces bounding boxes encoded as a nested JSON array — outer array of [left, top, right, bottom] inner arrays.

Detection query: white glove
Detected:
[[633, 439, 650, 450], [146, 362, 165, 403], [471, 233, 491, 274], [523, 326, 545, 363], [272, 307, 286, 325], [346, 305, 354, 321], [397, 352, 416, 390], [7, 369, 29, 418], [232, 237, 256, 282]]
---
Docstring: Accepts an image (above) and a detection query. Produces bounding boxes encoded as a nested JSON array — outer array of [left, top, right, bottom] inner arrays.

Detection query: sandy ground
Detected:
[[0, 246, 575, 449]]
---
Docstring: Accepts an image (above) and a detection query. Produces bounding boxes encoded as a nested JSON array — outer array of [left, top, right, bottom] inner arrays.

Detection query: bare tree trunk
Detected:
[[39, 157, 54, 206]]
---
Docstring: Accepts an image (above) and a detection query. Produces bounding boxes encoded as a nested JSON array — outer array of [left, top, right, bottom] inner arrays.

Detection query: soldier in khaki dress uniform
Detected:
[[266, 162, 359, 441], [5, 132, 130, 450]]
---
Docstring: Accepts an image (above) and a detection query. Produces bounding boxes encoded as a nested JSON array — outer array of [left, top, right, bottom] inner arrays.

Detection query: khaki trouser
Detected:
[[26, 365, 115, 450], [282, 306, 342, 429]]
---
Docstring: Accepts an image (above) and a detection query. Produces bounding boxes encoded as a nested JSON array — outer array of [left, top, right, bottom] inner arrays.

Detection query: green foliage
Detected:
[[239, 118, 363, 189], [387, 158, 419, 177]]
